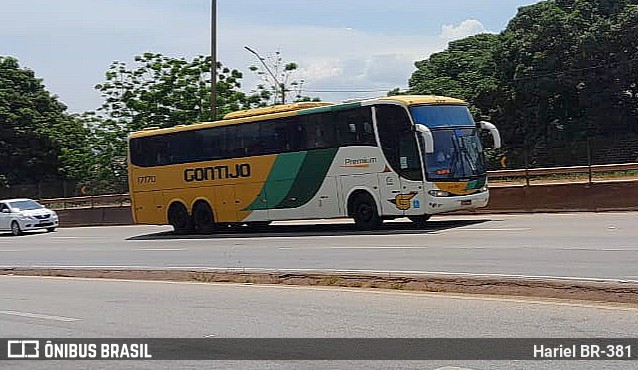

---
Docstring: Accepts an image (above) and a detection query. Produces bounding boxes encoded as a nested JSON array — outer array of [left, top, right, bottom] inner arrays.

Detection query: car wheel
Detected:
[[11, 221, 23, 236], [46, 227, 56, 232]]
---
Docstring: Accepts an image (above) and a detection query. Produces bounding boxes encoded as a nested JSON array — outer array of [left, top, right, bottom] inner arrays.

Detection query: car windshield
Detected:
[[9, 200, 43, 211], [423, 128, 485, 180]]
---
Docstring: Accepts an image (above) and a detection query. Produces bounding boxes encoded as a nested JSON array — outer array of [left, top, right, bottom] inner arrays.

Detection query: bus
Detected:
[[128, 95, 501, 233]]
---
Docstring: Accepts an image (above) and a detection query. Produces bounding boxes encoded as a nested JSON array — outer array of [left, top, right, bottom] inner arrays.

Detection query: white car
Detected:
[[0, 199, 59, 236]]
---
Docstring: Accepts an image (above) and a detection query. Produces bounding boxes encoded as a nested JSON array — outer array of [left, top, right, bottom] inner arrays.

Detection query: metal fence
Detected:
[[484, 134, 638, 185]]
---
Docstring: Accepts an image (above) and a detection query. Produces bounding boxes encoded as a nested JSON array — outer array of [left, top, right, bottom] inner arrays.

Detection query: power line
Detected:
[[301, 88, 407, 93]]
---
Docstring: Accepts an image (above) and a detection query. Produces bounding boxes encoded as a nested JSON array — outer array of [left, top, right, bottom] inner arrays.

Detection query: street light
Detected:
[[211, 0, 217, 120], [244, 46, 285, 104]]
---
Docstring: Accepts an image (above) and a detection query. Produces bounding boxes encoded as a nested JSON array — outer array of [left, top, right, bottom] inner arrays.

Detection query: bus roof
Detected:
[[129, 95, 467, 139], [222, 102, 333, 120], [373, 95, 467, 106]]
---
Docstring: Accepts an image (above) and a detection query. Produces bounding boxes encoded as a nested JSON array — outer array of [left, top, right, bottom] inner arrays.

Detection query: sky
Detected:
[[0, 0, 538, 113]]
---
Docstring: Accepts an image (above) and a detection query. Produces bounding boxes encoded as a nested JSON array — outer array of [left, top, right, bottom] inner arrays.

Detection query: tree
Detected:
[[409, 33, 500, 119], [84, 53, 266, 194], [0, 56, 91, 190], [245, 48, 319, 105], [95, 52, 264, 131], [407, 0, 638, 168]]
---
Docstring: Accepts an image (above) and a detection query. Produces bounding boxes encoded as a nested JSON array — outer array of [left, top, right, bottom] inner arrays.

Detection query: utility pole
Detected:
[[210, 0, 217, 120], [244, 46, 285, 104]]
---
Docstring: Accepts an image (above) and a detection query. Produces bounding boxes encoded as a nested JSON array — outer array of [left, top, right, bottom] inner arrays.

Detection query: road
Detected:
[[1, 212, 636, 280], [1, 276, 636, 369]]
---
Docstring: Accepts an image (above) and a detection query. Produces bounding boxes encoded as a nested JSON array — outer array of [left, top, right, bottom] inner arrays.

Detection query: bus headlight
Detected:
[[428, 190, 450, 197]]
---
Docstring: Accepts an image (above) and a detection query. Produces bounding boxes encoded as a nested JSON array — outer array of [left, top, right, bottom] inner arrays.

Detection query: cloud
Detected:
[[440, 19, 490, 41], [219, 21, 449, 102], [1, 0, 493, 110]]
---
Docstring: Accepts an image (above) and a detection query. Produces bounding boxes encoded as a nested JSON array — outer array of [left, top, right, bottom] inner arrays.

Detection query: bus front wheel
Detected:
[[192, 202, 216, 234], [351, 194, 381, 231], [168, 202, 192, 235], [409, 215, 431, 228]]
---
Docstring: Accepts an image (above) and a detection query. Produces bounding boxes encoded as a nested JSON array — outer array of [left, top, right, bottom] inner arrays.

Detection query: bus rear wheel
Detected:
[[192, 202, 216, 234], [351, 194, 381, 231], [409, 215, 431, 228], [168, 202, 192, 235]]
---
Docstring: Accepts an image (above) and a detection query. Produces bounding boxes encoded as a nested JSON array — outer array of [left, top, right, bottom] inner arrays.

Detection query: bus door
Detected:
[[375, 105, 425, 216]]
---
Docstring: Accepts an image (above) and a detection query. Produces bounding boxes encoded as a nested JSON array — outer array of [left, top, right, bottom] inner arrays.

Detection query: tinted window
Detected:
[[335, 107, 376, 146], [302, 113, 336, 149], [375, 105, 423, 181], [239, 123, 260, 157], [129, 105, 377, 168], [410, 105, 474, 128]]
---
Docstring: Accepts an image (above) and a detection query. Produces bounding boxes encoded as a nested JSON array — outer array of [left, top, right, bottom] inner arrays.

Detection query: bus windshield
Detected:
[[422, 129, 485, 180], [410, 104, 475, 128]]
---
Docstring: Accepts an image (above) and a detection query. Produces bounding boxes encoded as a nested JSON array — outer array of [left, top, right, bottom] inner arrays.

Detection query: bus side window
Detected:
[[335, 107, 376, 146], [153, 136, 170, 166], [224, 125, 242, 158], [198, 127, 223, 160], [303, 113, 335, 149], [239, 123, 259, 157]]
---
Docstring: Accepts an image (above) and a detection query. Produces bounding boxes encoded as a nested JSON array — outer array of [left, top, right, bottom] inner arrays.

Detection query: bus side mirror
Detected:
[[415, 124, 434, 154], [480, 121, 502, 149]]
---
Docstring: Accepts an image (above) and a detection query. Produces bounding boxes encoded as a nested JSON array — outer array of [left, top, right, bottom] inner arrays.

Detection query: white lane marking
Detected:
[[329, 246, 428, 250], [0, 250, 20, 252], [51, 237, 106, 239], [455, 228, 531, 232], [0, 310, 81, 322], [134, 248, 187, 251], [279, 246, 429, 250]]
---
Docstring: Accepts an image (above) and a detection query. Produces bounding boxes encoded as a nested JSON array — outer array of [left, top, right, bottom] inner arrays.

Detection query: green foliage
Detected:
[[95, 53, 263, 131], [408, 0, 638, 167], [0, 56, 91, 188], [409, 33, 500, 120], [82, 53, 267, 194]]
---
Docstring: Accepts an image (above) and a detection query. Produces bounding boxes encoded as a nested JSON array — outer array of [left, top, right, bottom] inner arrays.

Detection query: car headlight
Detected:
[[428, 190, 451, 197]]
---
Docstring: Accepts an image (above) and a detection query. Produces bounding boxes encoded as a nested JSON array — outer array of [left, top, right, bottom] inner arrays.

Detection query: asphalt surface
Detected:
[[1, 276, 636, 369], [1, 212, 636, 280]]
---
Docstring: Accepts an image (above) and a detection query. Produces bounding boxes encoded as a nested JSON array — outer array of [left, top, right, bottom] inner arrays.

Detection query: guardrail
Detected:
[[37, 163, 638, 210], [40, 194, 131, 210], [487, 162, 638, 177], [487, 162, 638, 185]]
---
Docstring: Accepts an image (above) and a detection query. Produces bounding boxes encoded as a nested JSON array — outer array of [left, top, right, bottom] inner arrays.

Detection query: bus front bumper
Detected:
[[426, 190, 489, 214]]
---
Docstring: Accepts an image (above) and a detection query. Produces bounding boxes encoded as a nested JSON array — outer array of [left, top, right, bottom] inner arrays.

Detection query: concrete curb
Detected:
[[2, 268, 637, 305]]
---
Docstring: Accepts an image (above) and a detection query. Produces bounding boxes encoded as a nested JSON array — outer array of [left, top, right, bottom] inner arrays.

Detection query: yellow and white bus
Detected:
[[128, 95, 501, 233]]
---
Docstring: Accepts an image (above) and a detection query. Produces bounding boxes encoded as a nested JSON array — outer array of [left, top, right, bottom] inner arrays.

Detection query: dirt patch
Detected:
[[2, 268, 637, 306]]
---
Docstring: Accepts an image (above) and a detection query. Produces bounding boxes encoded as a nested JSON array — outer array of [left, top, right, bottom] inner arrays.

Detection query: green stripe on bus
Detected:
[[298, 102, 361, 115], [245, 152, 307, 210], [276, 148, 339, 209]]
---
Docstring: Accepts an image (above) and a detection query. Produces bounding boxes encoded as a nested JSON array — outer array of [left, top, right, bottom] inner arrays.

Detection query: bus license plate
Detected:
[[461, 200, 472, 206]]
